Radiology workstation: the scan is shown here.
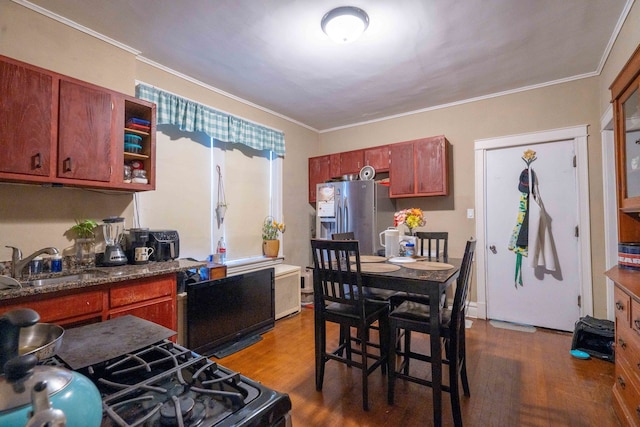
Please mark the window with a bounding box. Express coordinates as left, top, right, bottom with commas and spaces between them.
136, 127, 282, 262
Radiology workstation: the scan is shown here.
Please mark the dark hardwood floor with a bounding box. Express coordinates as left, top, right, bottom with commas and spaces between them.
216, 307, 619, 427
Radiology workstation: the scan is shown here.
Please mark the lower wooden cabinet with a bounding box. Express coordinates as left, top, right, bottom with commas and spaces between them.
608, 266, 640, 426
0, 274, 177, 332
109, 274, 176, 331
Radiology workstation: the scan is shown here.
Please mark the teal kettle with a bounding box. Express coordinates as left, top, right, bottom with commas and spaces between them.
0, 309, 102, 426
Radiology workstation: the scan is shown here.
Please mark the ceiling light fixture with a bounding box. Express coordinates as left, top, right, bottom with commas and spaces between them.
321, 6, 369, 44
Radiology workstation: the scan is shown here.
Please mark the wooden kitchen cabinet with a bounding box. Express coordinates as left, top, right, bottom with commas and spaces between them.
389, 136, 449, 198
0, 274, 176, 331
340, 149, 364, 174
0, 290, 104, 328
0, 58, 55, 177
0, 54, 156, 192
609, 45, 640, 426
57, 79, 114, 182
109, 274, 177, 331
308, 153, 340, 202
364, 145, 389, 172
611, 44, 640, 243
607, 267, 640, 426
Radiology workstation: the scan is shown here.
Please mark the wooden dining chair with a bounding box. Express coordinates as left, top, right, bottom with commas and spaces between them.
311, 238, 390, 411
416, 231, 449, 261
387, 238, 476, 427
392, 231, 450, 310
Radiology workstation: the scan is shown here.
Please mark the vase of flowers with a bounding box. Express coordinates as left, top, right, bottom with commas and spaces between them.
262, 216, 286, 257
394, 208, 426, 235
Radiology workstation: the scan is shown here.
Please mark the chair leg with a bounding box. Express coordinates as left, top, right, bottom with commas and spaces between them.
460, 325, 470, 397
447, 329, 465, 427
315, 318, 326, 391
379, 314, 389, 375
403, 330, 412, 375
387, 319, 398, 405
360, 326, 369, 411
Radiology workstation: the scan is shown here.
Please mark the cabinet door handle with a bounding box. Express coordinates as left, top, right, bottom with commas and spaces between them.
616, 301, 624, 311
63, 157, 72, 172
32, 153, 42, 169
618, 376, 626, 389
618, 338, 627, 350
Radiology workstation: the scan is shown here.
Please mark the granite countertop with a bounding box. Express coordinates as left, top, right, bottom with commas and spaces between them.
0, 259, 206, 301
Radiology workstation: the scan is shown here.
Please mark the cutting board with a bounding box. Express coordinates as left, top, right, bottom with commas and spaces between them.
57, 315, 176, 369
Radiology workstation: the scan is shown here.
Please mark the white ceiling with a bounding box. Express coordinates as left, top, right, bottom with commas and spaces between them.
21, 0, 631, 131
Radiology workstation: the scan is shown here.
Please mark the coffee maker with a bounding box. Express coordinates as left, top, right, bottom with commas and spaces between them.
101, 217, 127, 266
127, 228, 150, 265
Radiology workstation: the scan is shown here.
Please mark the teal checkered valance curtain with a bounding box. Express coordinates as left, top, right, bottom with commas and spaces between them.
136, 83, 286, 156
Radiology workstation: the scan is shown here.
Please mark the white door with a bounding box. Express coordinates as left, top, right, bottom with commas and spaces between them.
485, 139, 581, 331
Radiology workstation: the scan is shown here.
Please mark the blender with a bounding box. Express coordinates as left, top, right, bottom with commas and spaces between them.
102, 217, 127, 266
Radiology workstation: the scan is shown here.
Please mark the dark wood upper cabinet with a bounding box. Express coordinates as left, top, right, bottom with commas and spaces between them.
364, 145, 389, 172
0, 59, 54, 177
389, 136, 449, 198
308, 137, 448, 202
58, 80, 113, 182
611, 43, 640, 243
0, 55, 156, 191
340, 150, 364, 175
308, 153, 340, 202
389, 142, 415, 196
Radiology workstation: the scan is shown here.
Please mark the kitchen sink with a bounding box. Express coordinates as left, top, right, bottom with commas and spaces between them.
24, 270, 109, 287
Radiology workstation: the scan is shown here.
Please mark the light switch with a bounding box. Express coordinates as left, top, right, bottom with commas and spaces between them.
467, 209, 474, 219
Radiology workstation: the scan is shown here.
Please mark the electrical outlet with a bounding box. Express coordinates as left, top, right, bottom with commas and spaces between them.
467, 209, 474, 219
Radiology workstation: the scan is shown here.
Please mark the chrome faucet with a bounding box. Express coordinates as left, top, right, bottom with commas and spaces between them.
5, 246, 59, 279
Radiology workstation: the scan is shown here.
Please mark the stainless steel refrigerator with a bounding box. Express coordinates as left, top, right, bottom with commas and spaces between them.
315, 180, 396, 255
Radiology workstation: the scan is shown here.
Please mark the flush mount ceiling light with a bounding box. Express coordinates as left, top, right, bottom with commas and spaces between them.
321, 6, 369, 44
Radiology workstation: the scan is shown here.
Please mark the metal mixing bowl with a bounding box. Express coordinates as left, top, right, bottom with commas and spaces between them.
19, 323, 64, 361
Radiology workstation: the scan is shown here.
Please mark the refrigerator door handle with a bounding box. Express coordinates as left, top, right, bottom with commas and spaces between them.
336, 197, 342, 233
343, 197, 349, 233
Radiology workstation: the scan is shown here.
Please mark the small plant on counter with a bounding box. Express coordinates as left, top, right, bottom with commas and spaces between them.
262, 216, 286, 240
70, 219, 99, 239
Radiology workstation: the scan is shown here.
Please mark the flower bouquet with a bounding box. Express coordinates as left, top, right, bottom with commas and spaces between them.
394, 208, 426, 235
262, 217, 286, 240
262, 216, 285, 257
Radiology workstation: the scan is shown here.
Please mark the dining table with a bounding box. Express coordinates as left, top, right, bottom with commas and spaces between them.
358, 255, 462, 427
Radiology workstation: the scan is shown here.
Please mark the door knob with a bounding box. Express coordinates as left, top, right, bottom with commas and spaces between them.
489, 245, 497, 254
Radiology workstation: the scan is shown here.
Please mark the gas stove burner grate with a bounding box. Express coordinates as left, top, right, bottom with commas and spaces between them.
47, 340, 291, 426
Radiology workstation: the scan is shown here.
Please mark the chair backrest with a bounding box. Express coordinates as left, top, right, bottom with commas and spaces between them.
450, 238, 476, 328
310, 239, 364, 310
416, 231, 449, 260
332, 232, 355, 240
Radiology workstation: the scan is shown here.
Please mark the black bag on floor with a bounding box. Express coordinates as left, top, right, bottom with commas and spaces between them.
571, 315, 614, 362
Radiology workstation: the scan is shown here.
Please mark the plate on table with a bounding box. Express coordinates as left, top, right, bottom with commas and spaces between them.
360, 263, 401, 273
350, 255, 387, 263
402, 261, 455, 270
388, 256, 417, 263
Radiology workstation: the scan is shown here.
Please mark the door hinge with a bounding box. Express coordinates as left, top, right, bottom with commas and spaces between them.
578, 295, 581, 308
572, 155, 576, 167
575, 225, 579, 237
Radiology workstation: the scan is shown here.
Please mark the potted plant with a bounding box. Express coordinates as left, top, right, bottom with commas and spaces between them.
262, 216, 285, 257
69, 219, 98, 267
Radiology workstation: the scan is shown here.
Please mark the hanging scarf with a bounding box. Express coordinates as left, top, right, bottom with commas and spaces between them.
508, 168, 532, 287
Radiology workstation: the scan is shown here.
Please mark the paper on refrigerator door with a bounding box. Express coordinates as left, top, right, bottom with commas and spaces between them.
317, 185, 336, 217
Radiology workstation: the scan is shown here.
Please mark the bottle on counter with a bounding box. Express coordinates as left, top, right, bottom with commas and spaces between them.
29, 256, 43, 275
216, 237, 226, 264
50, 254, 63, 273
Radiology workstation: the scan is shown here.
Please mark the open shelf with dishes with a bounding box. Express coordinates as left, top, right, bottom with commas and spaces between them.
122, 98, 156, 189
